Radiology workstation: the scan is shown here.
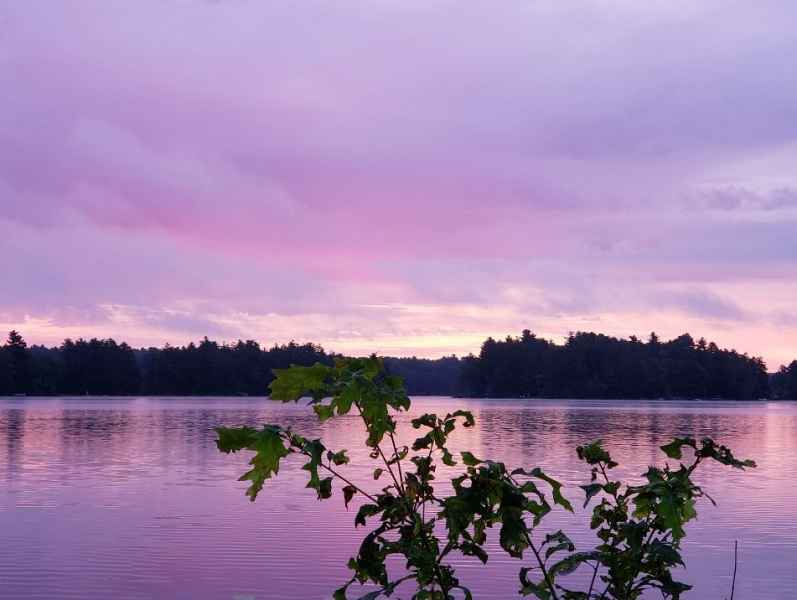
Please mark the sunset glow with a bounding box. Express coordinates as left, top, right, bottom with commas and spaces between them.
2, 2, 796, 367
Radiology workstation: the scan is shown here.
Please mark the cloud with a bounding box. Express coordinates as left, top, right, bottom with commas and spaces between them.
655, 289, 748, 322
0, 1, 796, 366
693, 185, 797, 213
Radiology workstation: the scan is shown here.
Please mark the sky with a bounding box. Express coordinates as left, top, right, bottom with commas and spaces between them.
1, 1, 796, 368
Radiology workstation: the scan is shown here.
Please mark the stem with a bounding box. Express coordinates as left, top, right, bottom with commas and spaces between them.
380, 574, 416, 595
729, 540, 738, 600
598, 462, 619, 501
354, 403, 403, 493
350, 397, 446, 594
319, 462, 379, 503
623, 520, 656, 599
587, 561, 600, 598
686, 455, 703, 477
522, 530, 560, 600
420, 526, 451, 597
437, 540, 455, 565
286, 434, 379, 503
388, 430, 406, 492
375, 442, 404, 492
508, 471, 562, 599
418, 445, 436, 518
596, 459, 633, 599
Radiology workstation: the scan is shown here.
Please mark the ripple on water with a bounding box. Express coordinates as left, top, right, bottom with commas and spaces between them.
1, 397, 796, 599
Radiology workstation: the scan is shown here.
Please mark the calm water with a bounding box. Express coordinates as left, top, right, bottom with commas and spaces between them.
1, 397, 795, 600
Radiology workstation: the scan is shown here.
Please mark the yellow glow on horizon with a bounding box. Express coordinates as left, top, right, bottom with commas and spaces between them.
2, 300, 795, 368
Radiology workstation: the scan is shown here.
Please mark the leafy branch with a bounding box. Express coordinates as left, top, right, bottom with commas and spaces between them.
216, 356, 755, 600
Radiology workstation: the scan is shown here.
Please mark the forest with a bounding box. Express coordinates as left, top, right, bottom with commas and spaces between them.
461, 330, 779, 400
0, 329, 794, 399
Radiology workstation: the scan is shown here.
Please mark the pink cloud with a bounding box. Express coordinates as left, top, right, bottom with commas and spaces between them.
1, 1, 796, 367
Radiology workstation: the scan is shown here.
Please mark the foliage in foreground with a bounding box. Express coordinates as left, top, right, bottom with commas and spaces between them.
216, 357, 755, 600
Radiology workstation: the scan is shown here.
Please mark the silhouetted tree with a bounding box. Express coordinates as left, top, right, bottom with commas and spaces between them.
0, 329, 783, 400
383, 355, 463, 395
137, 339, 331, 396
459, 330, 771, 400
772, 361, 797, 399
58, 338, 140, 395
2, 331, 32, 394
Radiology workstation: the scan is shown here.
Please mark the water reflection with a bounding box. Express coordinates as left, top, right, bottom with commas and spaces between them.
0, 397, 795, 599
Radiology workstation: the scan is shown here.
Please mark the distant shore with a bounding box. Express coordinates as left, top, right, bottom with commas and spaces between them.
2, 329, 795, 400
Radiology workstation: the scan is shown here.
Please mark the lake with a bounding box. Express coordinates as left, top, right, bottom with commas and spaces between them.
1, 397, 795, 599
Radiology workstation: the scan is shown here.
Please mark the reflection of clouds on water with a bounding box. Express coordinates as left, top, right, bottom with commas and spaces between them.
0, 397, 795, 599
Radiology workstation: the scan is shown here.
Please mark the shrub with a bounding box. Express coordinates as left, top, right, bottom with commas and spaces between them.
216, 357, 755, 600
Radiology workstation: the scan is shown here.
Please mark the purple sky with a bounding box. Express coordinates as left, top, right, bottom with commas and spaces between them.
1, 1, 796, 367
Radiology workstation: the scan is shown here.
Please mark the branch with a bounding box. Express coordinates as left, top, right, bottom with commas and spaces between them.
320, 462, 379, 504
587, 560, 600, 598
388, 430, 406, 494
419, 526, 452, 596
729, 540, 738, 600
623, 519, 657, 599
354, 403, 403, 494
286, 434, 379, 503
375, 442, 403, 492
522, 530, 561, 600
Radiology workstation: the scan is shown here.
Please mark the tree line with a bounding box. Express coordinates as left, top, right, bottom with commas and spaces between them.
0, 329, 794, 399
0, 332, 331, 396
771, 360, 797, 400
461, 330, 777, 400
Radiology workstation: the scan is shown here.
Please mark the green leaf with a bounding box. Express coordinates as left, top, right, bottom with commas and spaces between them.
499, 509, 529, 558
269, 363, 331, 401
215, 426, 257, 453
657, 491, 685, 539
301, 438, 328, 498
313, 404, 334, 421
359, 355, 382, 380
660, 575, 692, 597
461, 451, 482, 466
632, 491, 656, 518
549, 551, 600, 577
661, 437, 696, 460
328, 449, 350, 466
460, 541, 488, 564
519, 567, 552, 599
526, 499, 551, 524
580, 483, 603, 508
386, 446, 408, 465
648, 540, 684, 566
230, 426, 290, 501
318, 477, 333, 499
531, 468, 573, 513
359, 390, 396, 446
336, 385, 358, 416
695, 438, 757, 469
450, 410, 475, 428
576, 439, 612, 465
342, 485, 357, 509
412, 413, 438, 429
543, 531, 575, 559
354, 503, 380, 527
333, 585, 349, 600
412, 433, 433, 451
373, 468, 384, 480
